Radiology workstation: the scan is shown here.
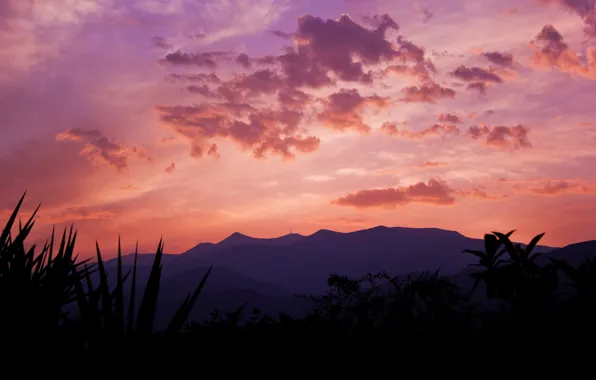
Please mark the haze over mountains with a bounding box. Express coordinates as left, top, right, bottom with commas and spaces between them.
97, 225, 596, 326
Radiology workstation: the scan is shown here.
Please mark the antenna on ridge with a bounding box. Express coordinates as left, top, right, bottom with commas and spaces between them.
290, 228, 292, 234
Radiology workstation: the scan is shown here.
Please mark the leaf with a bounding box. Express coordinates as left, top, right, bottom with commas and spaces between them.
526, 232, 545, 256
127, 241, 139, 335
135, 238, 164, 335
164, 266, 213, 337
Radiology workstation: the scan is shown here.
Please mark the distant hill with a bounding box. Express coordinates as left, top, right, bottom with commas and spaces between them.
105, 226, 555, 293
174, 226, 553, 293
94, 229, 594, 327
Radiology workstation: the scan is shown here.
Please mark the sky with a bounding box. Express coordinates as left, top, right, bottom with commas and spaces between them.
1, 0, 596, 258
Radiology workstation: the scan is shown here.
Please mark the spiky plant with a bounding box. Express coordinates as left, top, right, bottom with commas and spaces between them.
0, 192, 212, 352
0, 192, 89, 351
72, 233, 212, 352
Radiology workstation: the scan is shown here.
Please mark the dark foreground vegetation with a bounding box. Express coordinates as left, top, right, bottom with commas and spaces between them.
2, 193, 596, 353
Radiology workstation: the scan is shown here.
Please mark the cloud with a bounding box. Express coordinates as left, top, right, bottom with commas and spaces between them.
399, 82, 456, 103
151, 36, 172, 50
236, 53, 252, 69
416, 161, 448, 168
318, 89, 390, 133
529, 24, 596, 79
414, 4, 434, 23
0, 0, 110, 82
381, 122, 460, 139
159, 50, 229, 68
454, 187, 506, 200
56, 128, 153, 171
165, 162, 176, 173
225, 69, 285, 98
482, 51, 515, 68
155, 104, 320, 159
383, 64, 432, 81
530, 180, 596, 195
277, 88, 311, 108
538, 0, 596, 38
46, 206, 116, 224
517, 179, 596, 195
500, 178, 596, 196
451, 65, 504, 94
438, 113, 463, 124
279, 13, 400, 85
466, 124, 532, 149
331, 179, 456, 208
268, 30, 294, 39
166, 73, 222, 84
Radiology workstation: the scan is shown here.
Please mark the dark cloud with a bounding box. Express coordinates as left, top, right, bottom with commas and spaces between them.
331, 179, 456, 208
186, 84, 213, 96
317, 89, 390, 133
228, 69, 285, 97
236, 53, 252, 69
160, 51, 229, 68
155, 104, 320, 160
451, 65, 504, 94
467, 124, 532, 149
482, 51, 515, 68
285, 13, 400, 84
277, 88, 311, 108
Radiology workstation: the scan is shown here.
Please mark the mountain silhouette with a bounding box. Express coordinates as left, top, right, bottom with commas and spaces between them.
108, 225, 555, 293
95, 226, 596, 327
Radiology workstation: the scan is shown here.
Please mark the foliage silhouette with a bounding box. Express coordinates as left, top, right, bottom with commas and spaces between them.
0, 192, 211, 352
2, 193, 596, 351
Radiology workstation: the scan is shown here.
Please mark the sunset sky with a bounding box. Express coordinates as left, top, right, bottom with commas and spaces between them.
1, 0, 596, 258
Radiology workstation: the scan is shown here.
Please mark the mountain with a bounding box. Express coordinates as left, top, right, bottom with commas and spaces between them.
108, 225, 554, 293
97, 225, 577, 326
547, 240, 596, 265
175, 226, 554, 293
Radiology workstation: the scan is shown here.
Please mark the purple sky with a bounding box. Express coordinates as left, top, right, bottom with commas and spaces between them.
1, 0, 596, 257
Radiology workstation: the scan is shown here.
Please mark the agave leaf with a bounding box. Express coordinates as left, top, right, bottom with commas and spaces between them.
126, 242, 139, 335
526, 232, 545, 256
463, 249, 485, 259
493, 231, 519, 259
164, 265, 213, 337
0, 191, 26, 246
136, 238, 164, 335
114, 235, 125, 334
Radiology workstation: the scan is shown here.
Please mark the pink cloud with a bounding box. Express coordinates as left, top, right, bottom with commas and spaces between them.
381, 123, 460, 139
400, 82, 456, 103
331, 179, 456, 208
165, 162, 176, 173
318, 89, 390, 133
538, 0, 596, 37
56, 128, 153, 171
530, 24, 596, 79
466, 124, 532, 149
156, 104, 319, 159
